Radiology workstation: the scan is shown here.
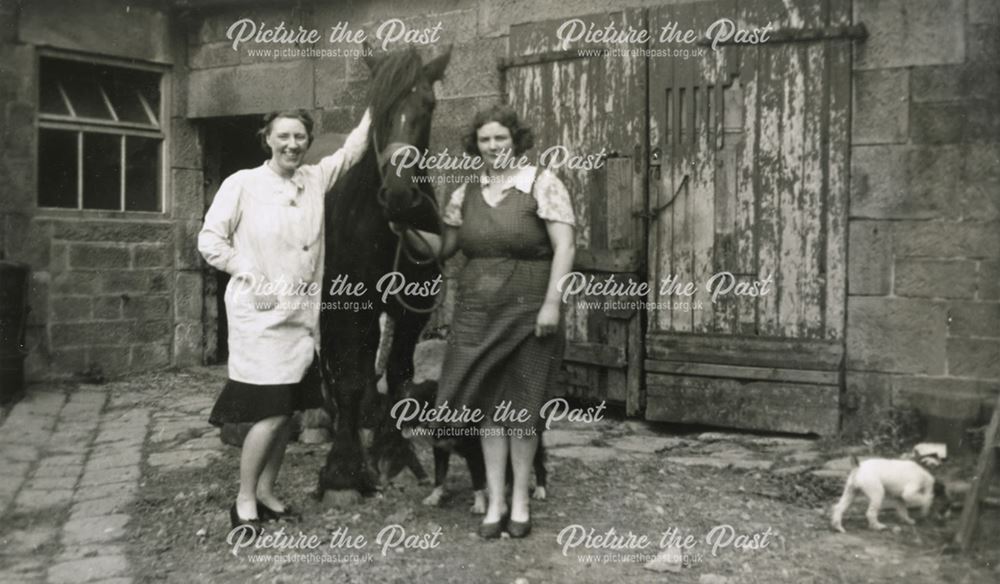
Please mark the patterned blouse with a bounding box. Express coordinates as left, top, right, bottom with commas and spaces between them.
443, 165, 576, 227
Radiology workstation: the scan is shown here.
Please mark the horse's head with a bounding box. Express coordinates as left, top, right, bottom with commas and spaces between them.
364, 45, 451, 223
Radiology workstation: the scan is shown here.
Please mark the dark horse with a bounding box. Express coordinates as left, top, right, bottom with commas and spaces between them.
318, 46, 450, 496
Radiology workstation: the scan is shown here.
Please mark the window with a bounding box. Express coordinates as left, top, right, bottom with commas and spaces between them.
37, 56, 164, 212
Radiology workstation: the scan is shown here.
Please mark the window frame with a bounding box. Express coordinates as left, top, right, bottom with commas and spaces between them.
35, 49, 172, 217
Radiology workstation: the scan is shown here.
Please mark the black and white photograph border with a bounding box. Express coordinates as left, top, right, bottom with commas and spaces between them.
1, 0, 998, 583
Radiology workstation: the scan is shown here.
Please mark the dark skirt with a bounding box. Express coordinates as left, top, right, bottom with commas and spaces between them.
208, 356, 325, 427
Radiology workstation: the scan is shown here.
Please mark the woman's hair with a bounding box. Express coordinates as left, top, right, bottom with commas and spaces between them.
258, 109, 315, 154
461, 104, 534, 157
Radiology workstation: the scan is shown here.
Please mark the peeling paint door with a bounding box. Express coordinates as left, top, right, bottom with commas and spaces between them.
644, 0, 851, 434
505, 9, 648, 414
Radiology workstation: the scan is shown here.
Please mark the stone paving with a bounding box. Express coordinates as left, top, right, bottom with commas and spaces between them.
0, 373, 222, 584
2, 359, 975, 583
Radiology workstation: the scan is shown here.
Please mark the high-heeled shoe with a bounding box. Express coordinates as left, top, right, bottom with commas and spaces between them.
257, 502, 301, 522
478, 512, 509, 540
229, 503, 263, 535
507, 518, 531, 538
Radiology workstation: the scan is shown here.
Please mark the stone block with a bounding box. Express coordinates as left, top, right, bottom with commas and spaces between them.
3, 215, 51, 268
314, 76, 369, 110
188, 60, 315, 117
172, 168, 204, 219
174, 271, 203, 321
1, 157, 37, 211
958, 144, 1000, 221
3, 102, 36, 159
51, 220, 172, 243
173, 321, 203, 366
948, 302, 1000, 338
851, 68, 908, 144
74, 480, 138, 503
101, 270, 171, 294
437, 37, 504, 100
132, 244, 172, 268
176, 220, 205, 270
854, 0, 965, 70
69, 496, 131, 519
847, 297, 947, 375
78, 466, 141, 487
51, 322, 135, 348
189, 41, 241, 69
86, 346, 133, 377
850, 145, 961, 220
842, 372, 893, 438
911, 64, 1000, 103
895, 259, 977, 299
51, 348, 88, 373
171, 117, 203, 170
68, 244, 131, 270
969, 0, 1000, 24
948, 338, 1000, 379
134, 319, 171, 343
51, 272, 104, 297
892, 221, 1000, 259
911, 101, 1000, 144
122, 295, 171, 321
93, 296, 124, 320
968, 24, 1000, 63
50, 296, 92, 322
131, 343, 171, 370
847, 220, 891, 295
27, 272, 50, 327
980, 260, 1000, 300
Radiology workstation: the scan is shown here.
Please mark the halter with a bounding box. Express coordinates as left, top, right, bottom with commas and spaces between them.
371, 125, 446, 315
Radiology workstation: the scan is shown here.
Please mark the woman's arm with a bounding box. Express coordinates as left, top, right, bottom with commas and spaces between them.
318, 108, 372, 191
535, 221, 575, 337
396, 225, 460, 260
198, 174, 257, 278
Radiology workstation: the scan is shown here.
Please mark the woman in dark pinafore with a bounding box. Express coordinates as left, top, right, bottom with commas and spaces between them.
402, 105, 576, 539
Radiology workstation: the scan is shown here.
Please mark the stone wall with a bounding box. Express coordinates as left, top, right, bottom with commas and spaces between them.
846, 0, 1000, 439
0, 0, 204, 380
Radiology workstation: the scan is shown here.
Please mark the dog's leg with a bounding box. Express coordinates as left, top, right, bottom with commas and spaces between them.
891, 499, 916, 525
864, 484, 888, 531
422, 447, 451, 507
830, 478, 855, 533
532, 438, 547, 501
901, 483, 932, 519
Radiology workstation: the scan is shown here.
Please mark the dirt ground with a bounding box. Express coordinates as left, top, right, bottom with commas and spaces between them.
69, 366, 1000, 584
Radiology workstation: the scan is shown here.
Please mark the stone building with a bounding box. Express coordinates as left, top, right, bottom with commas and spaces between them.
0, 0, 996, 443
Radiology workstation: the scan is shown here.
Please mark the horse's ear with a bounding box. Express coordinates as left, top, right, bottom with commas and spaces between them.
362, 40, 381, 73
423, 44, 452, 82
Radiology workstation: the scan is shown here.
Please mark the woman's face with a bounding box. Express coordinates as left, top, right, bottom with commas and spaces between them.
476, 121, 513, 169
266, 117, 310, 172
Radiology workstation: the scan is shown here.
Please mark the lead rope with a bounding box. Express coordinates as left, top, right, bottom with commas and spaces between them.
371, 126, 447, 315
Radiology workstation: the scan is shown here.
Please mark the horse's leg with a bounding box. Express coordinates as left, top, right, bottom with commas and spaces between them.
382, 303, 430, 483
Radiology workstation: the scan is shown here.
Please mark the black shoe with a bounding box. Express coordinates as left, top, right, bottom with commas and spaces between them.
508, 518, 531, 538
257, 502, 300, 522
229, 503, 262, 534
478, 513, 509, 540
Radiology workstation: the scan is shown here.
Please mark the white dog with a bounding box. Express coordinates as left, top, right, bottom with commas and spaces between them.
830, 455, 944, 532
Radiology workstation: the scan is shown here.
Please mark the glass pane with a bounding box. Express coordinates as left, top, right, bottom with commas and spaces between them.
62, 72, 114, 120
105, 69, 160, 126
39, 69, 69, 116
82, 133, 121, 210
38, 129, 78, 208
125, 137, 161, 211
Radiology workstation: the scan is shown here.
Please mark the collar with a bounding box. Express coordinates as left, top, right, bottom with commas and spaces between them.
481, 164, 537, 193
262, 161, 305, 190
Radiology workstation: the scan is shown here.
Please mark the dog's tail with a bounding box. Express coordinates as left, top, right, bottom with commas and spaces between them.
849, 454, 859, 468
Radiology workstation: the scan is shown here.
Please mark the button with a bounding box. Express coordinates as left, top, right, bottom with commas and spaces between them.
302, 245, 309, 251
290, 200, 297, 207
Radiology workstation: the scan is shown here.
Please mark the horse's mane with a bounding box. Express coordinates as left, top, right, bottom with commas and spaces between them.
367, 48, 426, 145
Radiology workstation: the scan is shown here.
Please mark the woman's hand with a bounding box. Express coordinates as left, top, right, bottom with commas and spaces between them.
535, 301, 561, 337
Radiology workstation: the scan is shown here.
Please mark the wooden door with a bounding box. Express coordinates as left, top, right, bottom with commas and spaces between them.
644, 0, 852, 434
504, 9, 647, 414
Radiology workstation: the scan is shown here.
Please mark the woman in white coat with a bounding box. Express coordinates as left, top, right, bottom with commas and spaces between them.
199, 107, 370, 531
